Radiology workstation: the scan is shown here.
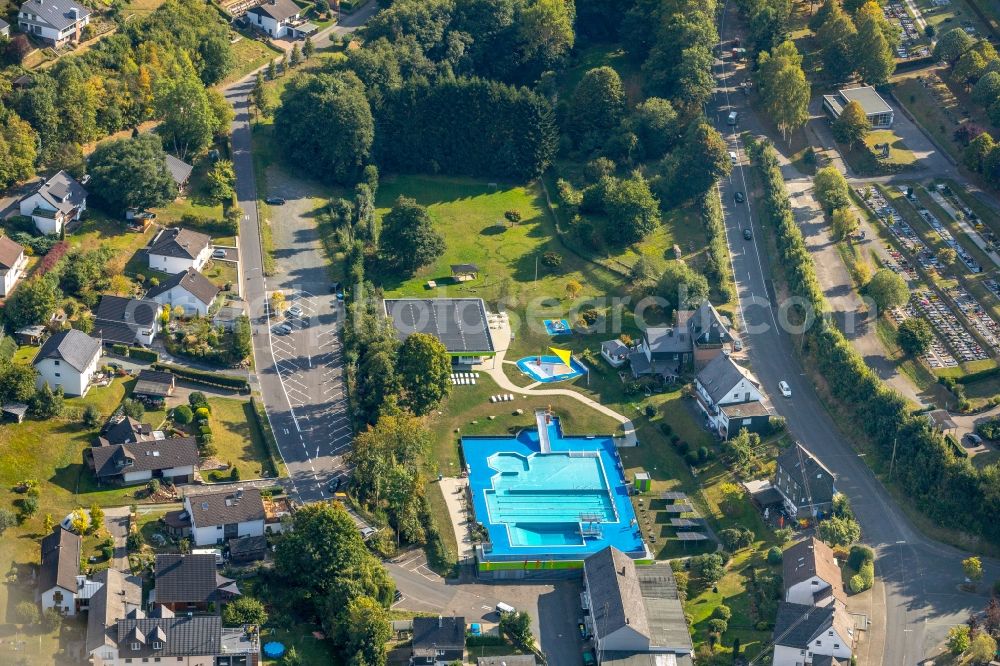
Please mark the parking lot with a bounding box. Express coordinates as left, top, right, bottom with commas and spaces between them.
266, 288, 352, 501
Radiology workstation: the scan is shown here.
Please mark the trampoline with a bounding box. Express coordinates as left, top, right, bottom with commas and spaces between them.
263, 642, 286, 659
543, 319, 572, 335
516, 355, 587, 382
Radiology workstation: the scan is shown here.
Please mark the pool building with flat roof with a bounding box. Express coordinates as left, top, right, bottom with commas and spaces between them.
462, 413, 645, 565
383, 297, 495, 360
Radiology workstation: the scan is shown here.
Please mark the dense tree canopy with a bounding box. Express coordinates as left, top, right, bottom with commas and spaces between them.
629, 97, 680, 160
567, 66, 626, 151
378, 196, 444, 275
275, 72, 375, 184
854, 1, 898, 85
396, 333, 451, 415
755, 41, 810, 138
88, 134, 178, 214
0, 108, 38, 188
816, 0, 858, 82
897, 317, 933, 357
832, 100, 871, 147
865, 268, 909, 311
655, 122, 732, 205
658, 261, 710, 313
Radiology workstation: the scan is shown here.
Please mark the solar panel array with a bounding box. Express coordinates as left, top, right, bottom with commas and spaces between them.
384, 298, 494, 353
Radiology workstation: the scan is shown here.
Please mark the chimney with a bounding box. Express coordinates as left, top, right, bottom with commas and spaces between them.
620, 565, 626, 576
438, 615, 443, 628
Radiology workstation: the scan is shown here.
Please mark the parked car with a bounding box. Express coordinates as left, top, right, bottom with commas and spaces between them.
964, 432, 983, 446
734, 191, 745, 203
275, 323, 292, 335
778, 380, 791, 397
733, 337, 743, 351
211, 248, 227, 259
582, 649, 597, 666
360, 526, 377, 539
287, 305, 303, 318
393, 589, 402, 602
265, 196, 286, 205
743, 228, 753, 240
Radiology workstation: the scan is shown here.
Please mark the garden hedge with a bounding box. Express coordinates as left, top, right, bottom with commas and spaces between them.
127, 347, 158, 362
249, 397, 284, 477
151, 363, 249, 391
748, 138, 1000, 545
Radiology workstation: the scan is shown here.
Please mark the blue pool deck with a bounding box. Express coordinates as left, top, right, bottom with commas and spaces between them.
515, 355, 588, 383
462, 416, 645, 561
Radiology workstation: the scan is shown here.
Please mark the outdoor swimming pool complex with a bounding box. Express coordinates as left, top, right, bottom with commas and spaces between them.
462, 416, 645, 561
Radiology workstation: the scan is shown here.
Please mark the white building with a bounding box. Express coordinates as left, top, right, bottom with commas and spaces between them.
91, 436, 198, 486
146, 267, 220, 316
38, 527, 82, 616
582, 547, 693, 662
693, 354, 764, 435
147, 227, 212, 274
245, 0, 314, 38
92, 295, 162, 347
783, 537, 846, 608
822, 86, 894, 129
33, 328, 102, 397
18, 170, 88, 235
0, 18, 10, 37
17, 0, 91, 47
0, 235, 28, 297
184, 487, 266, 546
772, 602, 854, 666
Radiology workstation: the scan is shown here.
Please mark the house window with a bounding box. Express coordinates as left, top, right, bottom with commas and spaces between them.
811, 580, 819, 585
54, 373, 60, 377
733, 392, 739, 399
132, 643, 140, 651
828, 631, 833, 636
153, 641, 162, 650
816, 640, 822, 646
834, 644, 840, 649
54, 360, 59, 365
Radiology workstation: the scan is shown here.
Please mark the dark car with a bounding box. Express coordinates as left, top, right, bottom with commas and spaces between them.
582, 649, 597, 666
265, 196, 286, 205
734, 191, 745, 203
743, 228, 753, 240
964, 432, 984, 446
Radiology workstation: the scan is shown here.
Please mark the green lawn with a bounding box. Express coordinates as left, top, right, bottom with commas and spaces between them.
71, 211, 160, 277
260, 626, 335, 664
152, 155, 226, 227
864, 130, 917, 167
219, 35, 284, 88
205, 397, 277, 480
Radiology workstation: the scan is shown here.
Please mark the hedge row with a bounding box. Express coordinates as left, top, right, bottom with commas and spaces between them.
748, 138, 1000, 545
249, 396, 285, 478
128, 347, 159, 362
701, 189, 735, 303
955, 364, 1000, 385
151, 363, 249, 391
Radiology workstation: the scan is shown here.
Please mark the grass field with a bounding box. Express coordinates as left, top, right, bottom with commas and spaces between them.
205, 397, 277, 480
865, 130, 918, 167
219, 35, 284, 89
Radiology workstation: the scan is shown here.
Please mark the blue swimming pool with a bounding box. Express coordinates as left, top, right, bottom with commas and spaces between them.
462, 418, 645, 561
515, 355, 588, 383
543, 319, 572, 335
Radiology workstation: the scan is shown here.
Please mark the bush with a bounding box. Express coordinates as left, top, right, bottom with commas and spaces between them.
684, 451, 699, 466
712, 605, 732, 621
127, 530, 145, 551
151, 364, 249, 391
849, 574, 867, 594
541, 251, 563, 268
644, 405, 656, 418
173, 405, 193, 424
676, 441, 689, 455
660, 422, 672, 436
128, 347, 158, 362
767, 546, 783, 565
976, 417, 1000, 440
15, 601, 39, 625
848, 544, 875, 570
82, 404, 101, 429
707, 618, 728, 635
111, 343, 129, 356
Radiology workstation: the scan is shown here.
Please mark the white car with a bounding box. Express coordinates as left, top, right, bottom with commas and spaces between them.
275, 323, 292, 335
287, 305, 303, 318
778, 380, 791, 398
211, 248, 227, 259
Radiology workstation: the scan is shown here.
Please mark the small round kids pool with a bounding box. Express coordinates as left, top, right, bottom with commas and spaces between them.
516, 355, 587, 382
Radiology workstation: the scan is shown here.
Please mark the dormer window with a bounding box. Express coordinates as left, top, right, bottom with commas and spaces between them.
131, 643, 140, 651
152, 642, 162, 650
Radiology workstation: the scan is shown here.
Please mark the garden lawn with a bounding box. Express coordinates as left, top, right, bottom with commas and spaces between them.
152, 156, 226, 227
219, 36, 283, 89
260, 625, 335, 664
864, 130, 917, 167
70, 211, 159, 277
205, 397, 277, 479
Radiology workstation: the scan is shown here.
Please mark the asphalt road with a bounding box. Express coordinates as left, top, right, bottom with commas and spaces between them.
227, 9, 375, 503
714, 2, 998, 663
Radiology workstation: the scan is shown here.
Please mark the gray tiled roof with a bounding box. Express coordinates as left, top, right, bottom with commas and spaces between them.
644, 327, 690, 356
99, 417, 153, 446
149, 227, 210, 260
186, 486, 265, 529
39, 527, 80, 592
412, 616, 465, 651
86, 568, 142, 654
599, 653, 694, 666
146, 267, 220, 306
155, 554, 235, 604
19, 0, 91, 29
776, 443, 837, 506
91, 437, 198, 478
584, 546, 650, 641
0, 235, 24, 270
686, 302, 732, 345
95, 295, 160, 328
248, 0, 301, 20
696, 354, 759, 404
115, 615, 222, 658
164, 154, 193, 187
30, 170, 87, 215
34, 328, 101, 373
773, 602, 853, 651
133, 369, 175, 397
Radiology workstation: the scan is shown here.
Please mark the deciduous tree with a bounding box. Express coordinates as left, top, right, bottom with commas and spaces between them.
88, 134, 178, 214
378, 197, 444, 275
396, 333, 451, 415
865, 268, 908, 311
832, 100, 871, 147
854, 1, 897, 84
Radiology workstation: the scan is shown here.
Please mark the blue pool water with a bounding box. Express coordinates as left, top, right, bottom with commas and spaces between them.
462, 418, 645, 561
543, 319, 572, 335
516, 355, 587, 383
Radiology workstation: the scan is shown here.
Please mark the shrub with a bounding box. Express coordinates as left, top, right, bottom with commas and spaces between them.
128, 347, 158, 362
976, 417, 1000, 440
849, 574, 867, 594
541, 251, 562, 268
15, 601, 39, 625
127, 530, 145, 551
712, 605, 732, 621
707, 618, 728, 635
660, 422, 672, 436
111, 343, 129, 356
173, 405, 193, 424
684, 451, 698, 466
697, 446, 710, 463
82, 404, 101, 429
767, 546, 783, 565
848, 544, 875, 570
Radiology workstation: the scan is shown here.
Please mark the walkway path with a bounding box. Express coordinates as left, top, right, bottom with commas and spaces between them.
438, 477, 474, 564
103, 506, 130, 574
475, 323, 638, 446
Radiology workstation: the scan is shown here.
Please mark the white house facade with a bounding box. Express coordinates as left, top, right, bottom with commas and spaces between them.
17, 0, 91, 47
693, 354, 764, 433
246, 0, 307, 38
146, 268, 220, 316
184, 487, 266, 547
0, 235, 28, 296
147, 227, 212, 274
33, 329, 102, 397
38, 527, 82, 616
19, 170, 88, 235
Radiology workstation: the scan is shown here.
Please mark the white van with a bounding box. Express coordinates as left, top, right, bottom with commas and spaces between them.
727, 111, 738, 126
192, 548, 224, 565
496, 602, 516, 615
729, 151, 738, 165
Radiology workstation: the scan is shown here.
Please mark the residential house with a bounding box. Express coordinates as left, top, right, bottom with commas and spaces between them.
184, 487, 266, 546
33, 328, 102, 396
628, 327, 690, 379
18, 170, 87, 235
152, 554, 240, 612
146, 266, 221, 316
693, 354, 766, 438
93, 295, 163, 347
97, 416, 157, 446
600, 339, 630, 368
772, 602, 854, 666
410, 616, 466, 665
86, 569, 143, 665
17, 0, 90, 46
774, 443, 838, 519
582, 546, 694, 663
0, 18, 10, 37
822, 86, 893, 128
685, 301, 735, 367
97, 609, 258, 666
245, 0, 316, 38
37, 527, 82, 616
0, 235, 28, 297
147, 227, 212, 274
165, 154, 193, 192
131, 368, 175, 404
783, 538, 846, 608
90, 436, 198, 485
